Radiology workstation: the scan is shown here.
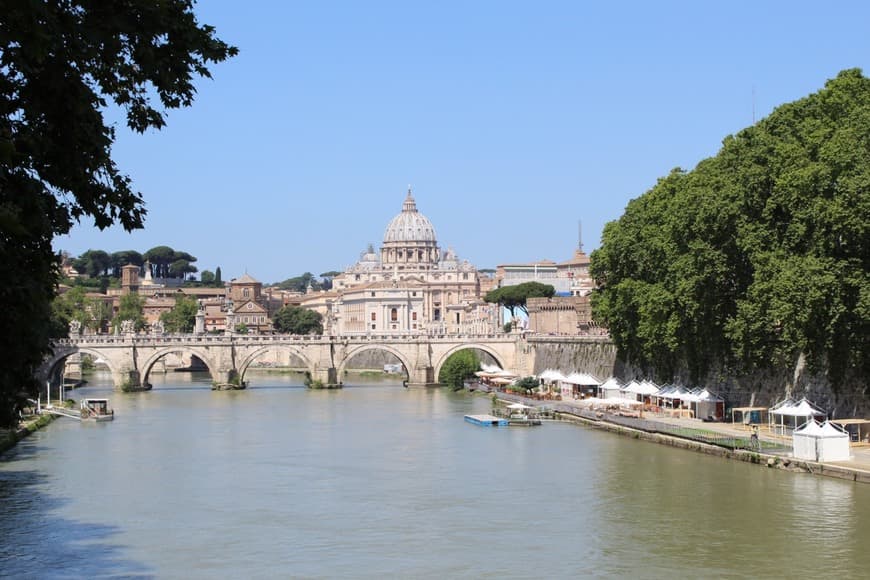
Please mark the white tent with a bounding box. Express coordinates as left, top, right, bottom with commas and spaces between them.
793, 419, 851, 462
770, 398, 826, 435
598, 378, 623, 400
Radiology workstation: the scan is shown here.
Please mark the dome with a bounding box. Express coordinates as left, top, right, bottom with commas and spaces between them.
383, 189, 437, 244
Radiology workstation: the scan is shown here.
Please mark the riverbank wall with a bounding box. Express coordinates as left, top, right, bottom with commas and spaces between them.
555, 410, 870, 484
527, 337, 868, 418
0, 414, 56, 456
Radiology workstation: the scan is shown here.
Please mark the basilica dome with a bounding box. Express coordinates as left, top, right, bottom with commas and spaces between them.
383, 189, 438, 244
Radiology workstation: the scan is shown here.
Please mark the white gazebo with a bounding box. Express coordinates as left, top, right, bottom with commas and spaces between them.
598, 377, 623, 400
770, 398, 826, 435
793, 420, 851, 462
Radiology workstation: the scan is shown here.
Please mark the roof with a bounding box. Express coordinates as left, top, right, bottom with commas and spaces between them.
232, 273, 260, 285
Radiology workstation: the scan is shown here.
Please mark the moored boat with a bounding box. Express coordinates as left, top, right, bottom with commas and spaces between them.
81, 398, 114, 421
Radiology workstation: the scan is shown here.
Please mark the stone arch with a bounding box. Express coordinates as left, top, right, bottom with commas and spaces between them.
39, 346, 120, 385
140, 346, 219, 385
433, 343, 506, 381
236, 345, 316, 383
337, 344, 414, 379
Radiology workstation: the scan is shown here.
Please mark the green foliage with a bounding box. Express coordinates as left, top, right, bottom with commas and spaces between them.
515, 376, 540, 389
215, 267, 222, 285
274, 272, 323, 292
590, 69, 869, 385
160, 295, 199, 333
72, 250, 111, 277
144, 246, 198, 279
272, 306, 323, 335
115, 293, 146, 331
438, 350, 480, 389
201, 270, 215, 285
235, 323, 249, 334
485, 282, 556, 317
0, 0, 235, 426
52, 287, 111, 334
503, 322, 513, 333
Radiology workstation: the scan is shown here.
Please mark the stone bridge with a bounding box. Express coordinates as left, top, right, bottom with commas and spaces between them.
41, 333, 534, 389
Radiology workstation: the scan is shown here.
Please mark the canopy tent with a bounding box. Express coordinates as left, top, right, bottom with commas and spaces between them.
693, 389, 725, 421
829, 419, 870, 445
572, 396, 643, 410
562, 372, 601, 398
770, 398, 826, 435
622, 380, 659, 402
507, 402, 535, 410
793, 420, 851, 462
732, 406, 769, 426
598, 378, 623, 400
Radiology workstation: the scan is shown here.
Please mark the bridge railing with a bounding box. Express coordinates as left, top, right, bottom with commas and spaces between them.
54, 332, 519, 347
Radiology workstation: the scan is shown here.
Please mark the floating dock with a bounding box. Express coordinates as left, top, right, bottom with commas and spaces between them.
465, 414, 509, 427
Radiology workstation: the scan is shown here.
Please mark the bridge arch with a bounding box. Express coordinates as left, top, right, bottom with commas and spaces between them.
337, 344, 414, 380
236, 345, 317, 383
433, 343, 507, 382
40, 346, 120, 385
140, 346, 220, 386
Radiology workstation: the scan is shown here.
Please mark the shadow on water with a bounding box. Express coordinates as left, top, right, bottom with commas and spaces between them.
0, 449, 154, 578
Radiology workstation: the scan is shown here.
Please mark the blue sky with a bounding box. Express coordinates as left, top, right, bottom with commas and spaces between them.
54, 1, 870, 283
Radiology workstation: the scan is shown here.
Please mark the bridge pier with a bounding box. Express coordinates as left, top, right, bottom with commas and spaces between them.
310, 367, 340, 388
406, 365, 437, 388
113, 369, 148, 391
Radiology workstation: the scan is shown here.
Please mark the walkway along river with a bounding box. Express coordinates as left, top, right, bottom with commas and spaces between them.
1, 370, 869, 578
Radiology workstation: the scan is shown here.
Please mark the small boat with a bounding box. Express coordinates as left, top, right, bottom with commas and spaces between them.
465, 414, 509, 427
81, 398, 114, 421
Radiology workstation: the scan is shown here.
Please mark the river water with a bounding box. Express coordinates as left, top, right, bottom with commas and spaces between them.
1, 370, 868, 579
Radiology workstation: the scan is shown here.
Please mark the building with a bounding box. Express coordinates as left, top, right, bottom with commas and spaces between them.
302, 189, 496, 335
495, 247, 593, 296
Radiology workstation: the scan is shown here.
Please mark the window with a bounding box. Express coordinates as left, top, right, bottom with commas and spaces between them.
455, 312, 460, 324
463, 273, 468, 280
412, 312, 417, 321
434, 308, 441, 321
247, 302, 254, 310
243, 288, 250, 298
412, 291, 416, 296
371, 324, 376, 330
371, 292, 375, 297
371, 312, 376, 321
390, 308, 398, 322
355, 274, 361, 281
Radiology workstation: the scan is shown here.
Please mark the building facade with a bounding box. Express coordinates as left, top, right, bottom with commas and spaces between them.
302, 189, 496, 335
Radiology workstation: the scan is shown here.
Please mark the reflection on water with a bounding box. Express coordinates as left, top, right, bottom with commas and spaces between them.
1, 370, 868, 578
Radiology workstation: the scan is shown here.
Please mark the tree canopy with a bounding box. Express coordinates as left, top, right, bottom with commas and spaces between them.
484, 282, 556, 317
272, 306, 323, 335
438, 350, 480, 390
0, 1, 235, 427
590, 69, 869, 387
160, 295, 198, 333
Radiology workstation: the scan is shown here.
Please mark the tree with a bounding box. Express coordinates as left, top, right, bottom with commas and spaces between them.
160, 295, 198, 333
110, 250, 144, 277
201, 270, 215, 285
484, 282, 556, 318
72, 249, 112, 278
214, 267, 222, 286
272, 306, 323, 335
590, 69, 869, 385
319, 271, 342, 291
115, 293, 146, 331
275, 272, 320, 293
0, 2, 234, 427
438, 350, 480, 390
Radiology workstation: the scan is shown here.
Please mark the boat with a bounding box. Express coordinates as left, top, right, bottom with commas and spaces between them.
80, 398, 114, 421
464, 414, 509, 427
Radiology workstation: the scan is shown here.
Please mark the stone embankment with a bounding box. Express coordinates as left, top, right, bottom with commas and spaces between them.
527, 337, 869, 418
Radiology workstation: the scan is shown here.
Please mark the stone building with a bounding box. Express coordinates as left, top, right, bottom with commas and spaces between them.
302, 189, 496, 335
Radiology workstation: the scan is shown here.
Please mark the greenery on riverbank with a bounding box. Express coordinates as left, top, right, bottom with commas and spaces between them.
0, 414, 55, 456
591, 69, 869, 388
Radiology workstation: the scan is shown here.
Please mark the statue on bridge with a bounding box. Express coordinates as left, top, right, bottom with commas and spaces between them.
120, 319, 135, 335
151, 320, 165, 336
68, 319, 81, 338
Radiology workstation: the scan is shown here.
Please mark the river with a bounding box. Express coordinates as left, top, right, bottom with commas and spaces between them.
1, 370, 868, 578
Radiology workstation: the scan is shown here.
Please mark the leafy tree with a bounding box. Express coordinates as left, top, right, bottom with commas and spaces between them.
234, 323, 249, 335
0, 1, 235, 427
275, 272, 320, 292
485, 282, 556, 317
115, 293, 146, 331
110, 250, 144, 277
169, 258, 197, 279
160, 295, 199, 333
51, 287, 110, 333
590, 69, 869, 387
72, 249, 112, 277
319, 270, 342, 291
272, 306, 323, 335
438, 350, 480, 390
214, 267, 222, 286
201, 270, 215, 285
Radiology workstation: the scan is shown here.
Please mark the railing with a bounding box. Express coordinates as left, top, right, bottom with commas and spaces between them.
55, 332, 518, 346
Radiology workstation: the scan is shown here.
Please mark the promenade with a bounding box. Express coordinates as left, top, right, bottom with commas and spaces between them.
492, 390, 870, 483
